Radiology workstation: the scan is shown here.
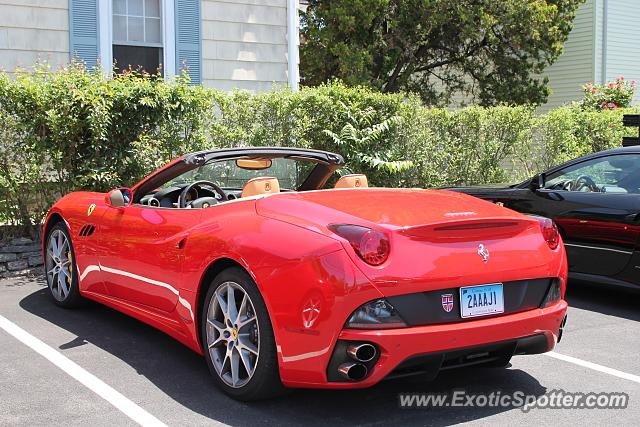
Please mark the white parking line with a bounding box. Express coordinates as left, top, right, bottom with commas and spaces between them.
0, 315, 168, 427
546, 351, 640, 384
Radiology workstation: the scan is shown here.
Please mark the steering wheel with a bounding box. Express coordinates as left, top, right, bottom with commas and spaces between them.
178, 180, 227, 208
572, 175, 599, 192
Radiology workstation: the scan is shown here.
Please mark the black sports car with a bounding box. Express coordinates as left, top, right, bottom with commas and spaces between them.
450, 146, 640, 289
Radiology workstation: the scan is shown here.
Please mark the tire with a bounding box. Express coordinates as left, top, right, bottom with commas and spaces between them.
44, 223, 83, 308
201, 267, 285, 401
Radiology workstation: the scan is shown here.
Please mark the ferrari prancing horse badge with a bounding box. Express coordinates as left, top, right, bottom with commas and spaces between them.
87, 204, 96, 217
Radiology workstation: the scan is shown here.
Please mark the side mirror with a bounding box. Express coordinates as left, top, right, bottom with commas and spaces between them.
106, 188, 133, 208
529, 174, 545, 191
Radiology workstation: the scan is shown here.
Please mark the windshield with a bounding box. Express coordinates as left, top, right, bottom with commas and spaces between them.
165, 157, 318, 190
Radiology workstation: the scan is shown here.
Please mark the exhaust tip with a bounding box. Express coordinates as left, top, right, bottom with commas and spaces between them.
338, 362, 368, 381
347, 343, 377, 363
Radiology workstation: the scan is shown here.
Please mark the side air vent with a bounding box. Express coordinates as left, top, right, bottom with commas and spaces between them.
79, 224, 96, 237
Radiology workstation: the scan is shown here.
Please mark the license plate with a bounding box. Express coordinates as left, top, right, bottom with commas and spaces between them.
460, 283, 504, 318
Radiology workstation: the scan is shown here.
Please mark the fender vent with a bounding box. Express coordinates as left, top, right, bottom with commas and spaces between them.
79, 224, 96, 237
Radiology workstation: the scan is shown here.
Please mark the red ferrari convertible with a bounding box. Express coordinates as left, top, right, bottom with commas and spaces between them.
43, 147, 568, 400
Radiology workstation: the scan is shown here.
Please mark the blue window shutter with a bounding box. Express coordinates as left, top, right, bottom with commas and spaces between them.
175, 0, 202, 84
69, 0, 99, 68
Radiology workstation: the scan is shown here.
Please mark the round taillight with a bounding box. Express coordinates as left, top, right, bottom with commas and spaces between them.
535, 216, 559, 250
328, 224, 390, 266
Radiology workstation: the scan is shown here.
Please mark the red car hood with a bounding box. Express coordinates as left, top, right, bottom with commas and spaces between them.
257, 188, 566, 297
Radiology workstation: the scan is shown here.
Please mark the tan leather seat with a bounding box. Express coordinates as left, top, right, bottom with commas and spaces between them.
334, 174, 368, 189
241, 177, 280, 198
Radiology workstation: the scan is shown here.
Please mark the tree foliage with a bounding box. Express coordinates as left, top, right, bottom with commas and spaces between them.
1, 68, 634, 236
301, 0, 585, 106
323, 102, 411, 175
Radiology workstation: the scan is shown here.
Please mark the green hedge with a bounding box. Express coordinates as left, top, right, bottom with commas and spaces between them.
0, 65, 637, 233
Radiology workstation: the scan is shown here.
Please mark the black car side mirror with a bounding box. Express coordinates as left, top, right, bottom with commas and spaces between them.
529, 174, 545, 191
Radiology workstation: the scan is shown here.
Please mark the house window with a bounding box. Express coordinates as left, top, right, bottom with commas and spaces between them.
112, 0, 164, 75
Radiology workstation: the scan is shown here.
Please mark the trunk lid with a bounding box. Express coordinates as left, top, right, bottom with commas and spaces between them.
256, 188, 563, 296
256, 188, 520, 229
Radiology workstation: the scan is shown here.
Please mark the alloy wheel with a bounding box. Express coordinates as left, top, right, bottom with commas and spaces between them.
206, 281, 260, 388
45, 229, 73, 301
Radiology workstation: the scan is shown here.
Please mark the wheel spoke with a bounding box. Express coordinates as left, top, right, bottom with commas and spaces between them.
61, 266, 72, 279
60, 239, 69, 257
208, 335, 225, 349
207, 318, 225, 333
50, 235, 59, 257
56, 232, 64, 257
238, 347, 254, 376
49, 271, 58, 296
235, 293, 247, 324
238, 337, 258, 355
215, 292, 227, 317
221, 350, 230, 374
230, 347, 240, 386
226, 286, 238, 322
57, 273, 69, 298
237, 315, 256, 330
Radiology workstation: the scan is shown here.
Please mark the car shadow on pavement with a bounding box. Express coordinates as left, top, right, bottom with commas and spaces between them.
565, 280, 640, 322
20, 288, 546, 426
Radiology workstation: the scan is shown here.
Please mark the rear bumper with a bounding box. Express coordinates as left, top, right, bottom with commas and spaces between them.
285, 300, 567, 389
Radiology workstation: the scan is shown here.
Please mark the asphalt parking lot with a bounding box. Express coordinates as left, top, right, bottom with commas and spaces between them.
1, 275, 638, 426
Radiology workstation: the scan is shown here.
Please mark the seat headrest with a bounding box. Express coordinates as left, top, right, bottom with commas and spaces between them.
334, 174, 368, 189
241, 177, 280, 198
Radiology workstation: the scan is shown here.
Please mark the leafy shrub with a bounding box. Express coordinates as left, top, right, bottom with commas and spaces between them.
323, 102, 410, 175
0, 66, 637, 236
581, 77, 636, 111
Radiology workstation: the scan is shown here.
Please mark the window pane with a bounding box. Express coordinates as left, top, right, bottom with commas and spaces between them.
113, 0, 126, 15
128, 0, 143, 16
112, 15, 127, 42
128, 16, 144, 42
113, 45, 163, 76
145, 18, 162, 43
544, 154, 640, 193
145, 0, 160, 18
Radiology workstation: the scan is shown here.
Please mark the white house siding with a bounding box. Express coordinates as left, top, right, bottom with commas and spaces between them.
601, 0, 640, 104
0, 0, 69, 75
541, 0, 596, 111
201, 0, 291, 91
594, 0, 604, 84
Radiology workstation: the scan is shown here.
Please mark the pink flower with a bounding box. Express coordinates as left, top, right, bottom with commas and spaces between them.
619, 76, 625, 81
609, 83, 615, 89
632, 80, 637, 86
617, 83, 623, 89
